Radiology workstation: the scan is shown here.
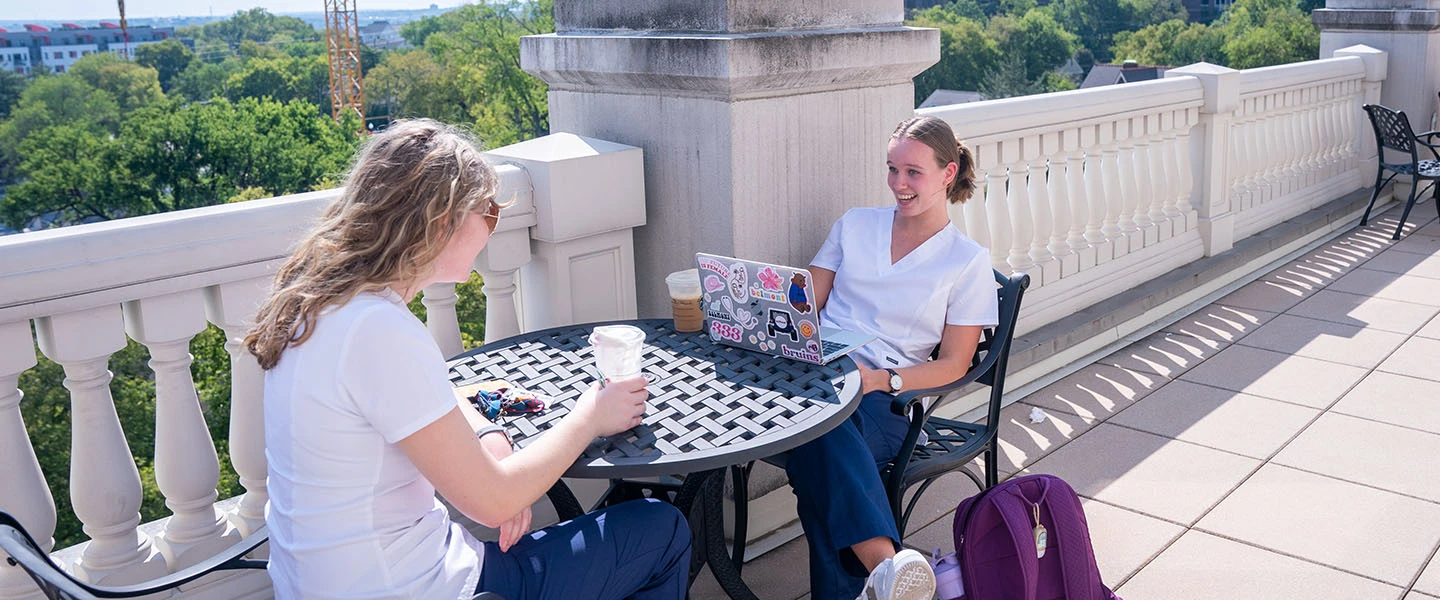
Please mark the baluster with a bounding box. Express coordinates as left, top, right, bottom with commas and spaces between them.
1304, 92, 1321, 185
1175, 113, 1197, 231
1323, 91, 1341, 171
1023, 136, 1054, 282
421, 283, 463, 357
1147, 115, 1171, 241
0, 321, 53, 600
1099, 122, 1126, 259
1115, 119, 1142, 253
125, 291, 236, 569
1064, 129, 1093, 270
1233, 113, 1254, 208
963, 165, 993, 257
1045, 131, 1074, 273
1003, 140, 1036, 274
204, 279, 270, 537
1260, 98, 1281, 203
1161, 128, 1182, 226
980, 142, 1014, 273
35, 307, 166, 584
1132, 121, 1158, 246
476, 227, 530, 342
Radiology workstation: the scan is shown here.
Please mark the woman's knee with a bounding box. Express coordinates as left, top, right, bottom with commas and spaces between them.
613, 499, 690, 547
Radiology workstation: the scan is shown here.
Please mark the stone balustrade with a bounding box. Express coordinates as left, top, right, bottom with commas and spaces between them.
0, 133, 644, 599
921, 48, 1385, 337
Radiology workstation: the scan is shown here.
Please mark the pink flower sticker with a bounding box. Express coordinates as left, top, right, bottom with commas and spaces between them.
758, 267, 783, 291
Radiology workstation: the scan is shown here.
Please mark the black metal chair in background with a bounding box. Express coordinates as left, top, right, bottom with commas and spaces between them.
0, 511, 268, 600
1361, 103, 1440, 240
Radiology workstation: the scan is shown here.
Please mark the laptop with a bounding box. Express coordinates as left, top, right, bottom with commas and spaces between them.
695, 253, 874, 365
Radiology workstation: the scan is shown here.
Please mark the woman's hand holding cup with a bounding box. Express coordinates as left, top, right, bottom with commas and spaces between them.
574, 376, 649, 438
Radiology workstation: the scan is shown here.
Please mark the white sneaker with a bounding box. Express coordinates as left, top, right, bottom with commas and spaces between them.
857, 549, 937, 600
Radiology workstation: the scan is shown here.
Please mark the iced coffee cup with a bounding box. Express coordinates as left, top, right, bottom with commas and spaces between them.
665, 268, 703, 333
589, 324, 645, 381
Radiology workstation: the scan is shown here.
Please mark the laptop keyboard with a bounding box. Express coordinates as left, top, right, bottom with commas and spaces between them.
821, 340, 849, 356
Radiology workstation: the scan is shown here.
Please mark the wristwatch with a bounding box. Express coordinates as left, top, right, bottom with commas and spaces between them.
884, 368, 903, 393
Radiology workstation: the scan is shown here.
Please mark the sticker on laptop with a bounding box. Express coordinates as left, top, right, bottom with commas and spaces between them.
788, 272, 812, 314
798, 320, 815, 339
758, 267, 784, 291
766, 309, 800, 342
728, 263, 748, 302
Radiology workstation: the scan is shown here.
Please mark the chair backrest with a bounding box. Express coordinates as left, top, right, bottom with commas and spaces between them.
1364, 104, 1420, 162
920, 269, 1030, 427
0, 510, 268, 600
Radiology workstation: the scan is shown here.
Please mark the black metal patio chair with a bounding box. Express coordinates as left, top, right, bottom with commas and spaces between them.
1361, 104, 1440, 240
0, 511, 268, 600
754, 269, 1030, 535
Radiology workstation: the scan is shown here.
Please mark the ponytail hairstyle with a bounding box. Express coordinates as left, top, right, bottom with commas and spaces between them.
244, 119, 500, 370
891, 116, 977, 204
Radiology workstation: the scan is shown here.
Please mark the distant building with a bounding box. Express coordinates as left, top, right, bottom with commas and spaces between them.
919, 89, 985, 108
0, 23, 179, 74
1180, 0, 1234, 22
1080, 60, 1174, 89
360, 21, 408, 50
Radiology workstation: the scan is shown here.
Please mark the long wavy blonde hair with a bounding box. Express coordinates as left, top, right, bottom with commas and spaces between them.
244, 119, 500, 370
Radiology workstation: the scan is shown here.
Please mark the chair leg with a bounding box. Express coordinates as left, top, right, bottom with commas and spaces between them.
1361, 168, 1385, 226
1395, 178, 1421, 240
984, 445, 999, 489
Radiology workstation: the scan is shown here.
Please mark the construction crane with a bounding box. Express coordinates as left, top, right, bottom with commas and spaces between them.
324, 0, 365, 126
117, 0, 129, 58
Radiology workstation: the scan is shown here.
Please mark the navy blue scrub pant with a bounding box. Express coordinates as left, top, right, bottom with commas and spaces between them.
786, 391, 910, 599
476, 498, 692, 600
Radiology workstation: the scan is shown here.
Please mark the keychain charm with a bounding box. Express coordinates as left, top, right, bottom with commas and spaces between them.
1031, 504, 1048, 558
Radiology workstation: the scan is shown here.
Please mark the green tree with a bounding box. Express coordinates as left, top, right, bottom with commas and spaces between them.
67, 53, 165, 115
0, 125, 139, 228
910, 11, 1001, 104
420, 0, 553, 147
989, 10, 1078, 81
0, 76, 120, 182
195, 8, 320, 48
172, 60, 231, 101
135, 39, 197, 92
1049, 0, 1130, 62
980, 53, 1045, 99
0, 69, 24, 119
365, 49, 469, 124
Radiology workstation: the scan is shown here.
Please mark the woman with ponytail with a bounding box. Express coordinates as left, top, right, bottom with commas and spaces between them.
786, 115, 998, 600
245, 119, 690, 600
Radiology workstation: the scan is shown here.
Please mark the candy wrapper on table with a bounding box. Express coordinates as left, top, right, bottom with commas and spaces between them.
453, 380, 550, 421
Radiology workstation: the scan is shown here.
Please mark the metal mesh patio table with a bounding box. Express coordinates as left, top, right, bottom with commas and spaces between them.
447, 318, 862, 599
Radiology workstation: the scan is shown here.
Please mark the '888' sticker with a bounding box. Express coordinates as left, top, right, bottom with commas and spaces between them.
710, 320, 744, 343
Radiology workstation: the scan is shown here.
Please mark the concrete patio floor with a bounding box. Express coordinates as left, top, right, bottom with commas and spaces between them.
692, 202, 1440, 600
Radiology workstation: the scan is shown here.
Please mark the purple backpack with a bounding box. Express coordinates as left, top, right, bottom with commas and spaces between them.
952, 474, 1120, 600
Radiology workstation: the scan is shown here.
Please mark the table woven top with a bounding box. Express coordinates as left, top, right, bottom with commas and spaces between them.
447, 319, 862, 478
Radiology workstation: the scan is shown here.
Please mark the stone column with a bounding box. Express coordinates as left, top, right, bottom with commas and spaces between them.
1167, 63, 1240, 257
522, 1, 939, 316
1315, 0, 1436, 128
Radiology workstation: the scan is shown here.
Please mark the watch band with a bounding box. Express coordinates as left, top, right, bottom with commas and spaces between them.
884, 368, 902, 393
474, 423, 510, 444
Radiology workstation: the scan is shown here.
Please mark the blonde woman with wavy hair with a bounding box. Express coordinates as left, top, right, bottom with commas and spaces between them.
245, 119, 691, 600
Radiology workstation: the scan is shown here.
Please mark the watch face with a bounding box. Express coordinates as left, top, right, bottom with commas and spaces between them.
890, 373, 903, 391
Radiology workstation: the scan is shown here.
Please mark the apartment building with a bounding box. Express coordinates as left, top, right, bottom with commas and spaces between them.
0, 23, 178, 74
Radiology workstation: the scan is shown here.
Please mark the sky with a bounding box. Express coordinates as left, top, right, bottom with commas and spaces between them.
2, 0, 463, 21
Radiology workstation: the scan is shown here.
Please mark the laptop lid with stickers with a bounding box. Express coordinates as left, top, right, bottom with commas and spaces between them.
694, 253, 873, 365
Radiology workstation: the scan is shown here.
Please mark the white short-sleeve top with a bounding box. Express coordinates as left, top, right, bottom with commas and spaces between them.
264, 289, 481, 600
811, 206, 998, 370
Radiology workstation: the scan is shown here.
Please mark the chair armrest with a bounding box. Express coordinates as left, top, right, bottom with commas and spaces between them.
889, 367, 987, 417
1417, 132, 1440, 159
